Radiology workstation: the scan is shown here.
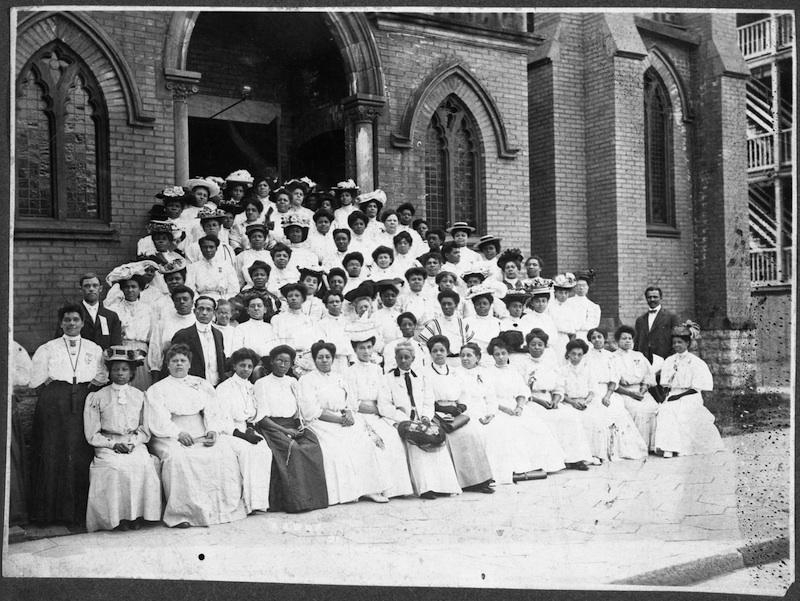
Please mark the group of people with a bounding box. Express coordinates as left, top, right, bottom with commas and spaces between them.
11, 170, 725, 533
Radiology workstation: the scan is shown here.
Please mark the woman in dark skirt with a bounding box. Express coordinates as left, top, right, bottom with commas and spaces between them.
252, 345, 328, 513
28, 304, 108, 524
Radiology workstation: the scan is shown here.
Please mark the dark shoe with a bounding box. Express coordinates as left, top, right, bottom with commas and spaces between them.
420, 491, 437, 500
467, 483, 494, 494
114, 520, 129, 531
173, 521, 191, 529
566, 462, 589, 471
129, 519, 142, 531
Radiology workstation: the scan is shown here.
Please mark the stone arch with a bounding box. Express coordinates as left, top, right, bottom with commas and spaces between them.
16, 11, 155, 127
644, 47, 693, 123
391, 61, 519, 159
163, 11, 384, 97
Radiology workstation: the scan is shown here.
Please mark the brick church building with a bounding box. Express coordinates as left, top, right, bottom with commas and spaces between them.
13, 10, 772, 389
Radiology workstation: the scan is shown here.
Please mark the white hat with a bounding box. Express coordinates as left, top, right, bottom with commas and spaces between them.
184, 177, 221, 198
226, 170, 254, 185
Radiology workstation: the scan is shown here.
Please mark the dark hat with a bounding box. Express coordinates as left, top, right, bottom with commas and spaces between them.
344, 281, 376, 303
245, 223, 269, 237
497, 248, 524, 270
417, 251, 444, 265
375, 278, 403, 294
575, 269, 596, 284
218, 199, 245, 215
297, 265, 325, 280
502, 291, 530, 306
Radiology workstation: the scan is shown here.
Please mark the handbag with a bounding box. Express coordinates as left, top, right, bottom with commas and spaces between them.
397, 420, 445, 452
433, 411, 470, 433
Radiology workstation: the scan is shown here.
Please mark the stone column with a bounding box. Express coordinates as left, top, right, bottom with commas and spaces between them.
165, 68, 201, 184
343, 94, 385, 193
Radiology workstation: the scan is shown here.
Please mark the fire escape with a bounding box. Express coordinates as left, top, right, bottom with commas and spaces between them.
738, 13, 794, 286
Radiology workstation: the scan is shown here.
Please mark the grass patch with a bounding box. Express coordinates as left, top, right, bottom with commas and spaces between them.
705, 392, 791, 437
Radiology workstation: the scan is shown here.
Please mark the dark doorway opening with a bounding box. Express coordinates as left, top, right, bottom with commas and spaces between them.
188, 117, 279, 179
293, 130, 345, 190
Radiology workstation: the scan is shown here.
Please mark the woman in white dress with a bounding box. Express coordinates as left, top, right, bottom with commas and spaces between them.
214, 348, 272, 514
583, 329, 648, 461
517, 329, 594, 470
612, 325, 659, 451
425, 336, 494, 493
345, 331, 414, 499
654, 323, 726, 457
298, 341, 389, 505
271, 283, 317, 376
463, 285, 501, 365
145, 343, 246, 527
83, 346, 161, 531
377, 341, 461, 499
486, 337, 566, 476
458, 343, 543, 486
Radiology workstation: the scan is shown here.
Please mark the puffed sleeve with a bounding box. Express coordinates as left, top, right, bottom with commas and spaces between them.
298, 373, 323, 421
13, 342, 32, 388
28, 342, 51, 389
144, 385, 182, 439
690, 355, 714, 392
199, 380, 227, 432
83, 391, 114, 448
92, 346, 109, 385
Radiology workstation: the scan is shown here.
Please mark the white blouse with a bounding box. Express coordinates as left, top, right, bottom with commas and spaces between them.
272, 310, 317, 352
560, 361, 595, 399
298, 369, 354, 421
30, 336, 107, 387
459, 366, 498, 416
612, 349, 656, 387
660, 351, 714, 393
105, 299, 151, 344
231, 319, 275, 358
145, 375, 224, 438
345, 361, 384, 402
253, 373, 302, 421
215, 374, 258, 433
516, 350, 564, 394
84, 384, 150, 448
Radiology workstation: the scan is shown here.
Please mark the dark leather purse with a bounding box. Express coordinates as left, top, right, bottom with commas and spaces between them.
433, 412, 470, 433
397, 420, 446, 452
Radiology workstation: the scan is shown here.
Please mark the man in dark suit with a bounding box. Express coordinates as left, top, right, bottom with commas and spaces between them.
634, 286, 680, 403
171, 295, 226, 385
56, 273, 123, 349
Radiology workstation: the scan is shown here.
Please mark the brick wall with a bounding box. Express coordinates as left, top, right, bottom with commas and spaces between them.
372, 24, 531, 253
14, 11, 176, 353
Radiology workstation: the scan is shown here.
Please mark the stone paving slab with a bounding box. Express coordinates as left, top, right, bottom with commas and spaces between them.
3, 432, 791, 593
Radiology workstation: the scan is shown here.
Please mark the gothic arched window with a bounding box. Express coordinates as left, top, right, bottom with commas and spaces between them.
644, 69, 675, 230
424, 95, 483, 232
15, 42, 109, 224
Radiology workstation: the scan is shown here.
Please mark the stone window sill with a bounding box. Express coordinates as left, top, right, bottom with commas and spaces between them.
646, 224, 680, 239
15, 219, 120, 242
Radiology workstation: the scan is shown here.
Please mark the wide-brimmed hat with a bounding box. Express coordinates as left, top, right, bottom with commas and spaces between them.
344, 280, 376, 303
375, 278, 404, 294
461, 264, 490, 282
357, 189, 387, 213
297, 264, 325, 281
445, 221, 476, 235
146, 220, 182, 239
284, 177, 316, 195
671, 320, 701, 340
269, 186, 289, 203
524, 277, 553, 296
104, 345, 146, 366
552, 272, 577, 289
347, 321, 379, 345
218, 199, 245, 215
158, 257, 188, 275
331, 179, 360, 195
501, 291, 530, 306
474, 234, 502, 251
466, 283, 495, 301
282, 213, 311, 232
106, 260, 159, 286
245, 223, 269, 237
226, 170, 254, 186
497, 248, 524, 270
197, 207, 228, 223
155, 185, 190, 203
575, 269, 596, 284
184, 177, 221, 198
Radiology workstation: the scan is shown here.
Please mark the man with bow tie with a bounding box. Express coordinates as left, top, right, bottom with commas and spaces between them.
171, 296, 226, 385
634, 286, 680, 403
56, 273, 123, 350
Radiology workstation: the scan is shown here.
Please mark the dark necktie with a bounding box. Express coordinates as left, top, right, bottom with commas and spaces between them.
404, 372, 417, 420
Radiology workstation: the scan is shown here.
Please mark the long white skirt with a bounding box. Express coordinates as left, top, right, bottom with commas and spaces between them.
361, 414, 413, 498
618, 385, 659, 451
225, 435, 272, 513
391, 422, 461, 497
308, 417, 388, 505
515, 408, 567, 472
654, 392, 725, 456
86, 444, 162, 532
480, 413, 542, 484
526, 402, 593, 464
581, 394, 648, 461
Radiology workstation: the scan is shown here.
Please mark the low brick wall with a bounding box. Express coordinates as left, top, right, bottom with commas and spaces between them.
696, 329, 758, 394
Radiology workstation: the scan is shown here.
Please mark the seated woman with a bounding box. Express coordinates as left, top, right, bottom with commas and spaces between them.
253, 345, 328, 513
583, 329, 648, 461
83, 346, 161, 532
458, 342, 543, 486
425, 336, 494, 494
145, 343, 246, 528
378, 341, 461, 499
518, 329, 593, 470
298, 341, 389, 505
486, 337, 565, 476
612, 325, 659, 451
345, 329, 414, 499
215, 347, 272, 514
654, 322, 726, 457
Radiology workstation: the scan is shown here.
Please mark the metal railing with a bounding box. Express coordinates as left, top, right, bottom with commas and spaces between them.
738, 14, 794, 59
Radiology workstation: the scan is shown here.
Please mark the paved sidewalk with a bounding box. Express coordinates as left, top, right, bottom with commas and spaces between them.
4, 431, 791, 592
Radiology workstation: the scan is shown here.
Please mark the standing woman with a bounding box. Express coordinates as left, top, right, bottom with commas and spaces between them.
612, 325, 659, 450
83, 346, 161, 532
29, 304, 108, 525
145, 343, 246, 527
654, 323, 726, 457
253, 345, 328, 513
425, 335, 494, 494
298, 341, 389, 505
